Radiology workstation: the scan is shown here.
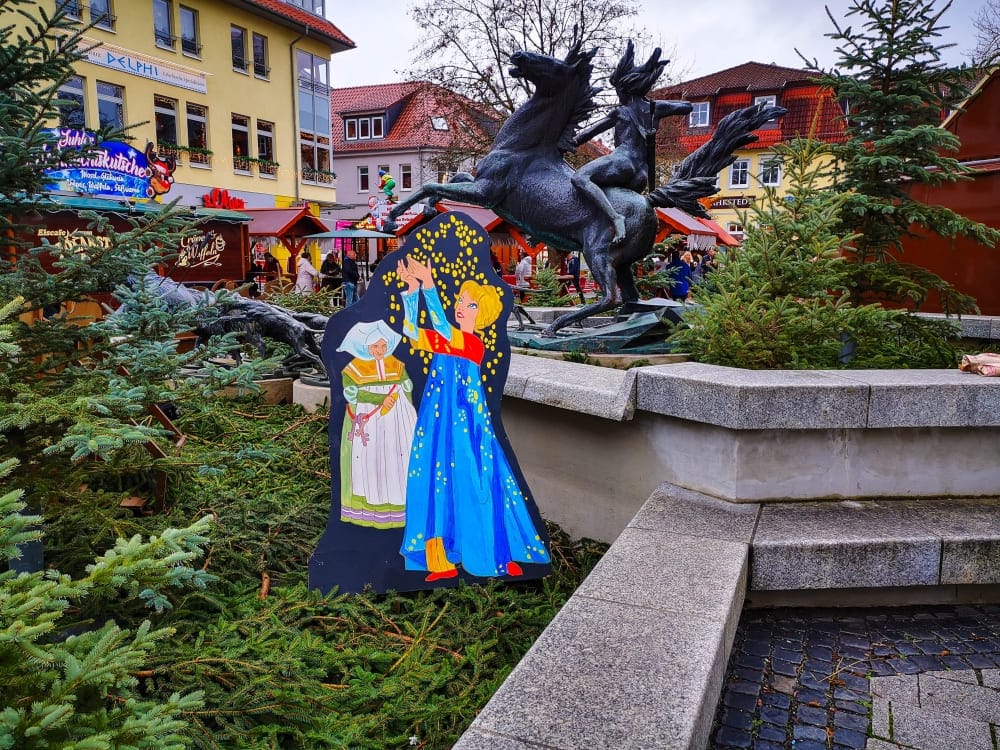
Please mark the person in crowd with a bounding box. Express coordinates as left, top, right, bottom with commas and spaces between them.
342, 246, 360, 306
566, 252, 585, 304
321, 252, 343, 290
667, 250, 694, 301
514, 250, 532, 302
294, 251, 319, 294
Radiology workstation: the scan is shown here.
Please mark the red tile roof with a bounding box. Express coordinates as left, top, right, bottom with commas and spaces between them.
658, 61, 818, 99
653, 62, 847, 154
238, 0, 354, 50
331, 82, 498, 153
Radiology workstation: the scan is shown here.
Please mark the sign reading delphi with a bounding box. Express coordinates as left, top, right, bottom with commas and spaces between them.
83, 39, 208, 94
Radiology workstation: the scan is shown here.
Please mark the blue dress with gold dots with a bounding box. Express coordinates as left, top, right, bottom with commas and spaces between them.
399, 285, 550, 577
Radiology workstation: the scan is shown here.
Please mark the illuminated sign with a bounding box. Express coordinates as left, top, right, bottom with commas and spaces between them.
202, 187, 246, 210
83, 39, 208, 94
44, 129, 151, 200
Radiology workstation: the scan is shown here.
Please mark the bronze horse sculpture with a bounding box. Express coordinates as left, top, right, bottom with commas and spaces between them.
387, 39, 785, 335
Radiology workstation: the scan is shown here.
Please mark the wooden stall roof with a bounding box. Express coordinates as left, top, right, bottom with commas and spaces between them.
242, 207, 329, 237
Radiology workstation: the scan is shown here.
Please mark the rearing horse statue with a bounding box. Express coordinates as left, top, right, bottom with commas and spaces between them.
388, 39, 785, 335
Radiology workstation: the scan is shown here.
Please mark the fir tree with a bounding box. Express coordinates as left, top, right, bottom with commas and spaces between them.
0, 0, 258, 512
803, 0, 1000, 314
671, 137, 958, 368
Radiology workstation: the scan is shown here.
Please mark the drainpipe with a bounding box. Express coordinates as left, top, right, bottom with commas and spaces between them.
290, 27, 308, 203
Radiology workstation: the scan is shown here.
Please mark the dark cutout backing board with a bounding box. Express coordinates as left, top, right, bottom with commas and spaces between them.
308, 213, 552, 594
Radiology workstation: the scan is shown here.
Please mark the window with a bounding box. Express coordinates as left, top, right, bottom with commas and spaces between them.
431, 116, 448, 131
186, 103, 209, 164
57, 76, 86, 129
154, 95, 178, 147
754, 95, 777, 108
343, 115, 384, 141
96, 81, 123, 129
231, 114, 250, 169
257, 120, 274, 161
689, 101, 710, 128
358, 166, 369, 192
400, 164, 412, 191
729, 157, 750, 188
286, 0, 325, 14
759, 156, 781, 187
727, 222, 745, 242
297, 50, 332, 183
57, 0, 81, 19
90, 0, 114, 29
252, 33, 269, 78
153, 0, 174, 48
179, 6, 200, 56
231, 26, 248, 72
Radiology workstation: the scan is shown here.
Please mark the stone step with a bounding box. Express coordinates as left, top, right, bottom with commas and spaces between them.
751, 497, 1000, 591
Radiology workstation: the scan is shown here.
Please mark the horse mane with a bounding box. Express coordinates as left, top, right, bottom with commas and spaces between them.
557, 38, 600, 153
609, 40, 668, 97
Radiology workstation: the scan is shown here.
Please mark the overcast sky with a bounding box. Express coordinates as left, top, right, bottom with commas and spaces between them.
325, 0, 985, 88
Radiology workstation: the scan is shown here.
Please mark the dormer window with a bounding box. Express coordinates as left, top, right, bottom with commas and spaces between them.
344, 114, 385, 141
754, 94, 777, 108
431, 116, 449, 131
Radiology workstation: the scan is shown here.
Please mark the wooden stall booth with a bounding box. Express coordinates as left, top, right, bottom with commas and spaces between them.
241, 206, 330, 292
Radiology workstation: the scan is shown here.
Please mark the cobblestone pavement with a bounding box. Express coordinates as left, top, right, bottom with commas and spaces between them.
709, 604, 1000, 749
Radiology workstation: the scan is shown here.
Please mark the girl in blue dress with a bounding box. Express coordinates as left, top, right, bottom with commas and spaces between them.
395, 255, 550, 581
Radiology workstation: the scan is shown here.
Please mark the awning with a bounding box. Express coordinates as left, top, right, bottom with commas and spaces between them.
242, 207, 328, 237
436, 201, 505, 232
695, 217, 741, 247
38, 194, 250, 222
655, 207, 716, 235
305, 228, 395, 239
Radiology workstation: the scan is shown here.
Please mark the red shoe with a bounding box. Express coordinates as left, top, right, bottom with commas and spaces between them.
425, 569, 458, 582
506, 562, 523, 577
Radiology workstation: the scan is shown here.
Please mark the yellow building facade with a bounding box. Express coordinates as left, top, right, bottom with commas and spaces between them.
34, 0, 353, 211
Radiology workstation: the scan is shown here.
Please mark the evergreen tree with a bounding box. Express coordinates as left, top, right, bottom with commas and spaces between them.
804, 0, 1000, 314
671, 138, 959, 369
0, 0, 257, 512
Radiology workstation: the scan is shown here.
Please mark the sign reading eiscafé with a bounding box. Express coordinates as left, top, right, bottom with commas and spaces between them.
83, 39, 208, 94
709, 195, 757, 209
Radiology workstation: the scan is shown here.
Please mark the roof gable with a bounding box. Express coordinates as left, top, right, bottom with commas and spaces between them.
331, 81, 499, 153
660, 61, 818, 99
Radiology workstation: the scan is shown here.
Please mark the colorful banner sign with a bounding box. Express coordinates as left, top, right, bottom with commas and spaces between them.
44, 129, 151, 200
83, 39, 209, 94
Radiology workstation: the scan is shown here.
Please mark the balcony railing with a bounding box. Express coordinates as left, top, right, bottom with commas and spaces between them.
253, 61, 270, 78
181, 37, 201, 56
155, 30, 176, 48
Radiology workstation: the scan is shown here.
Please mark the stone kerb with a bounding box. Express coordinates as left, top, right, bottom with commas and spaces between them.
504, 354, 638, 421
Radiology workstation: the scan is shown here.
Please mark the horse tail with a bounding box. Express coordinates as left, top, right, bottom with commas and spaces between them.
648, 103, 787, 218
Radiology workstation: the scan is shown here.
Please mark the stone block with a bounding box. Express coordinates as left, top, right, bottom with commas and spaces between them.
636, 363, 869, 430
453, 729, 543, 750
751, 501, 941, 590
838, 369, 1000, 428
291, 379, 329, 413
869, 674, 919, 705
573, 526, 747, 654
509, 353, 637, 420
886, 703, 993, 750
467, 595, 727, 750
628, 483, 759, 543
919, 312, 994, 339
918, 672, 1000, 723
993, 317, 1000, 341
909, 498, 1000, 584
982, 669, 1000, 689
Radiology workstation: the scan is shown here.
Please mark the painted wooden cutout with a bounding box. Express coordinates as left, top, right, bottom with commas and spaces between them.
309, 213, 552, 594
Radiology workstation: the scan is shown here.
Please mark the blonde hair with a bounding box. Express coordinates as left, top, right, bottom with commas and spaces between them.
457, 280, 503, 331
681, 251, 694, 264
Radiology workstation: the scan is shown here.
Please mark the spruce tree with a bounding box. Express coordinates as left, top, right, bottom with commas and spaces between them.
804, 0, 1000, 314
671, 137, 959, 368
0, 0, 257, 513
